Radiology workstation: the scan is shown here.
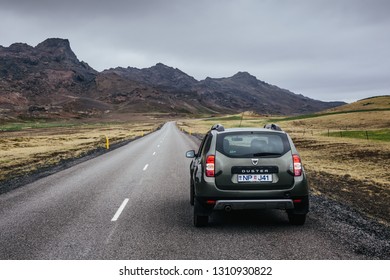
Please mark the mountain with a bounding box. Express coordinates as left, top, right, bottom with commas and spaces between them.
0, 38, 100, 119
105, 63, 198, 89
195, 72, 344, 115
0, 38, 345, 120
93, 70, 217, 115
104, 66, 345, 115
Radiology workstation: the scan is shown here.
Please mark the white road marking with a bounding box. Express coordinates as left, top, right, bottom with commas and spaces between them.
143, 164, 149, 171
153, 152, 156, 156
111, 198, 129, 222
157, 144, 160, 148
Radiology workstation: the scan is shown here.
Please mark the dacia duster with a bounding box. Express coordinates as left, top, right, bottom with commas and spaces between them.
186, 124, 309, 227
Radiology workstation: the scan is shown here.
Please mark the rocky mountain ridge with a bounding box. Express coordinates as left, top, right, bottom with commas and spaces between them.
0, 38, 345, 120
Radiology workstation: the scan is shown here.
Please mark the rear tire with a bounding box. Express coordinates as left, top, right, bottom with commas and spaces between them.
193, 199, 209, 227
190, 181, 194, 206
194, 214, 208, 227
288, 213, 306, 225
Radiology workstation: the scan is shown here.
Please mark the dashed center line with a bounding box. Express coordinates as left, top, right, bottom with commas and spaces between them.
111, 198, 129, 222
157, 144, 160, 148
143, 164, 149, 171
153, 152, 156, 156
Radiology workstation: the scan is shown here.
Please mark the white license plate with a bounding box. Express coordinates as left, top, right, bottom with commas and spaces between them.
237, 174, 273, 182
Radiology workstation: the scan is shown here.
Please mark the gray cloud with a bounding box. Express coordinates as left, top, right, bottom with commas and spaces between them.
1, 0, 389, 102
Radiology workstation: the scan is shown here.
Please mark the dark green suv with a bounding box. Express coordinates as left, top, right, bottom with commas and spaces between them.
186, 124, 309, 227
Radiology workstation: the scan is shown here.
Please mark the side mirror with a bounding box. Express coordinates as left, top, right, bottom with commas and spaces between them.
186, 150, 196, 158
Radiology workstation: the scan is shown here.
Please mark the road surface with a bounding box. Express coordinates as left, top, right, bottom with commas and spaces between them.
0, 122, 388, 259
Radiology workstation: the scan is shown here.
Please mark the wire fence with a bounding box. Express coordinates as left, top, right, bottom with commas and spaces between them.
285, 128, 390, 142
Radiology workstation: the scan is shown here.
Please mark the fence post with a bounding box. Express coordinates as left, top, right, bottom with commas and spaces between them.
239, 112, 244, 127
366, 131, 369, 140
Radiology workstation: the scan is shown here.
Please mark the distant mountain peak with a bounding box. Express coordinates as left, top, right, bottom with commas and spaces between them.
150, 62, 176, 72
35, 38, 78, 63
150, 63, 187, 75
231, 71, 259, 86
7, 43, 34, 53
232, 71, 255, 78
154, 62, 169, 68
105, 62, 198, 89
36, 38, 71, 50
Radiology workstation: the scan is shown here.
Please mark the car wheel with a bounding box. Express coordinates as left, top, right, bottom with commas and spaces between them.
194, 214, 208, 227
193, 199, 209, 227
288, 213, 306, 225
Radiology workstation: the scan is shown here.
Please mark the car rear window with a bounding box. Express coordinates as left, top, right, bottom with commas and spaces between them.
216, 131, 291, 158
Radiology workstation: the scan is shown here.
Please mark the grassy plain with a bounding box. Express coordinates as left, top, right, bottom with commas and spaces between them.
178, 105, 390, 225
0, 117, 162, 183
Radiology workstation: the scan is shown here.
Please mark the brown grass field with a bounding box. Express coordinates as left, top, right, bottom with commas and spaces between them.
0, 117, 162, 183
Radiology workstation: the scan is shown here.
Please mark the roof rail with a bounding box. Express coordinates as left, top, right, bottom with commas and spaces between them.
264, 123, 282, 131
211, 124, 225, 132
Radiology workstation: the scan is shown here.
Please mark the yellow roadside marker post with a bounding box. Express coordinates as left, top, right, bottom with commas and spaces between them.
105, 136, 110, 149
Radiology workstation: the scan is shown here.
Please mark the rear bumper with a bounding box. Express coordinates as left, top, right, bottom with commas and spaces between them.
196, 172, 309, 199
214, 199, 294, 211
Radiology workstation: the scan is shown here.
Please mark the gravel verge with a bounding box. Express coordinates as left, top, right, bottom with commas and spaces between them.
310, 194, 390, 259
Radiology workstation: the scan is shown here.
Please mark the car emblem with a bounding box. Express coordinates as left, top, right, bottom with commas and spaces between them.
251, 159, 259, 166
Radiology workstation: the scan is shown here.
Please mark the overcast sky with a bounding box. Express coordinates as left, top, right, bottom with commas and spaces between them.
1, 0, 390, 102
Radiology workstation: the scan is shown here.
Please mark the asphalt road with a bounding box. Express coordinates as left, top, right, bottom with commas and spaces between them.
0, 122, 388, 259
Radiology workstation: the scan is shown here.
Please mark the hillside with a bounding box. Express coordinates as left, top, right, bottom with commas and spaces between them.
324, 95, 390, 113
276, 95, 390, 130
196, 72, 345, 115
103, 66, 345, 116
1, 38, 345, 120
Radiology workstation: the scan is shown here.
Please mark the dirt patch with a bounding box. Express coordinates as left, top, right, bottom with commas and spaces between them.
307, 170, 390, 225
292, 136, 390, 185
289, 134, 390, 226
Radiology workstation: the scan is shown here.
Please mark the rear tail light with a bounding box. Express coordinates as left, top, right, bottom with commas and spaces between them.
206, 200, 216, 205
292, 154, 302, 176
205, 155, 215, 177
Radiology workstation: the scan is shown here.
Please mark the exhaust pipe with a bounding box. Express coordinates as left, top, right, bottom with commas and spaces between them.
224, 205, 232, 212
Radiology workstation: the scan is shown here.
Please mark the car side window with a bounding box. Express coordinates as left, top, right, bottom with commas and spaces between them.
197, 132, 212, 156
200, 133, 212, 156
197, 133, 208, 156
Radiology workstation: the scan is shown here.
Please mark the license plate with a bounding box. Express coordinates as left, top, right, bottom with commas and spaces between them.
237, 174, 273, 182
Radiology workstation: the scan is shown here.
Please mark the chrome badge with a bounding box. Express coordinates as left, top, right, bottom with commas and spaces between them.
251, 159, 259, 166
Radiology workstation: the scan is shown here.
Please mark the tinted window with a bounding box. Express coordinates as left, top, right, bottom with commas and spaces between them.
202, 134, 212, 155
216, 132, 290, 158
197, 132, 212, 156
